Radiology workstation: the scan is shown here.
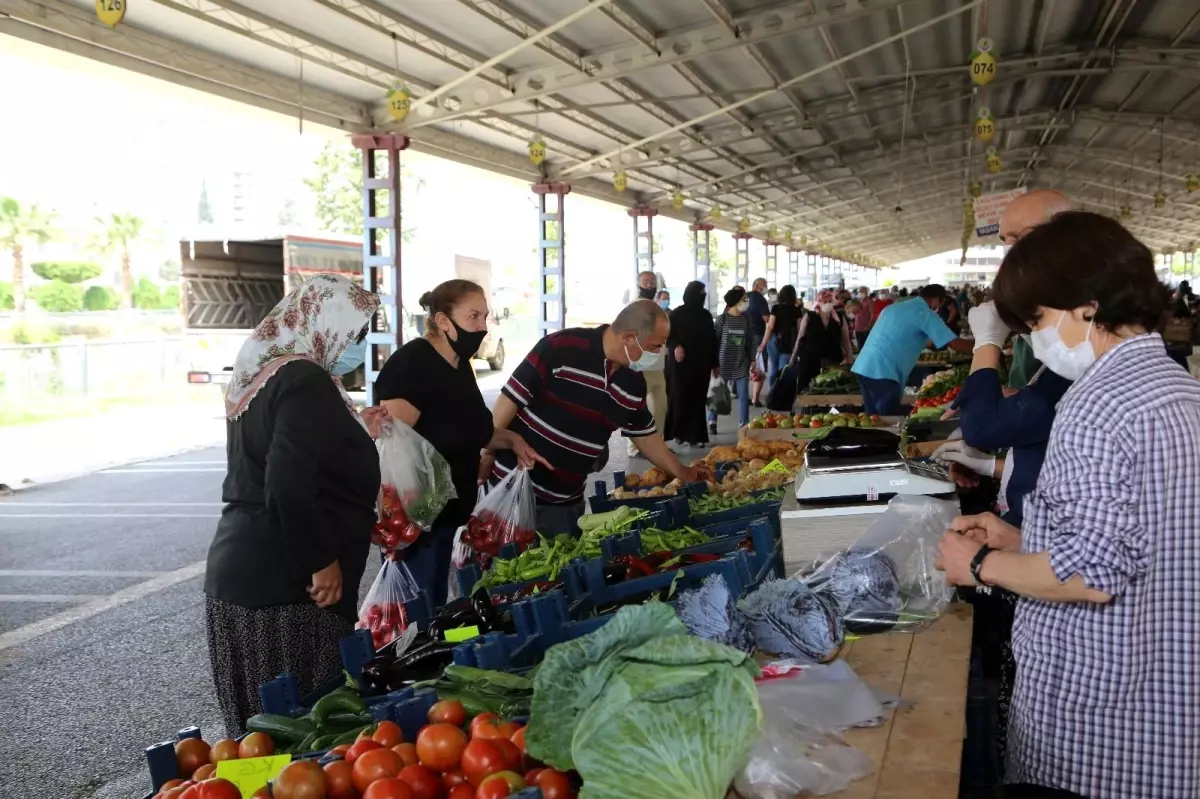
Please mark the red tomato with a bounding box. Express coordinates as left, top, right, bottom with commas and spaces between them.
468, 713, 499, 737
190, 764, 216, 782
471, 717, 519, 741
324, 759, 357, 799
428, 699, 467, 728
331, 744, 352, 757
443, 770, 469, 788
238, 732, 275, 759
460, 739, 507, 787
523, 769, 544, 785
477, 771, 525, 799
491, 739, 521, 771
273, 760, 327, 799
393, 742, 420, 766
347, 738, 384, 764
416, 723, 468, 771
447, 787, 476, 799
363, 778, 414, 799
185, 779, 241, 799
533, 769, 574, 799
398, 764, 444, 799
374, 720, 405, 748
353, 748, 404, 793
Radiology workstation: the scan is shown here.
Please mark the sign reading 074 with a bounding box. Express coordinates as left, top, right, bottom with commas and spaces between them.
96, 0, 127, 28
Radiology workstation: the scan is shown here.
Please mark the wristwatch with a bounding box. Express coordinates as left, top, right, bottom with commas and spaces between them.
969, 544, 994, 590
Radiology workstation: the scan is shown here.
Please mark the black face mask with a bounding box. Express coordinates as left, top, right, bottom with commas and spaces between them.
447, 320, 487, 361
638, 287, 656, 300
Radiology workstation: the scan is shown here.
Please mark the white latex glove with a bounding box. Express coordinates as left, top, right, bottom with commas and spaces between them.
947, 428, 963, 442
968, 301, 1010, 351
932, 439, 996, 477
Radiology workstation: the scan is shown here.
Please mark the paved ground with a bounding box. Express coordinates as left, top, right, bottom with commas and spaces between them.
0, 366, 737, 798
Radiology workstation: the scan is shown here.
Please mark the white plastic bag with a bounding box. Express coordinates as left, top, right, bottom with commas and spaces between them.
462, 467, 536, 556
707, 376, 732, 415
357, 559, 420, 651
375, 420, 457, 553
800, 495, 958, 634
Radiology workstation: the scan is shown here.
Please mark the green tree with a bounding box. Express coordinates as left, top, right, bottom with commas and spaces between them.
304, 140, 421, 241
0, 281, 13, 311
83, 285, 119, 311
131, 276, 162, 310
30, 281, 85, 312
0, 196, 57, 313
30, 261, 103, 283
91, 212, 145, 309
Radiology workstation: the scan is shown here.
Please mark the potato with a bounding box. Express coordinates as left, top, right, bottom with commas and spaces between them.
748, 458, 767, 471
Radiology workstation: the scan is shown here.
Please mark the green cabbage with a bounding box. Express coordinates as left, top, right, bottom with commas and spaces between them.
526, 604, 763, 799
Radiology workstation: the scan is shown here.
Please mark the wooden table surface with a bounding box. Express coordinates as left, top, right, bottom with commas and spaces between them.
828, 603, 974, 798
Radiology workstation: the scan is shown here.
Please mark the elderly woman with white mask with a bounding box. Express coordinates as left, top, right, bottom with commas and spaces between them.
936, 211, 1200, 799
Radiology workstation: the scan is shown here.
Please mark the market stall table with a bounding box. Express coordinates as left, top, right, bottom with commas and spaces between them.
831, 604, 974, 798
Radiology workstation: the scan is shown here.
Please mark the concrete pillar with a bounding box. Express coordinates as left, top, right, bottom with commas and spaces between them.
764, 239, 779, 289
733, 232, 752, 286
787, 247, 801, 288
351, 133, 408, 406
533, 182, 571, 336
690, 221, 715, 312
629, 205, 657, 280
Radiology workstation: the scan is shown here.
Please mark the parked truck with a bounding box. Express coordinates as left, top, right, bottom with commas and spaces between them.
181, 235, 505, 387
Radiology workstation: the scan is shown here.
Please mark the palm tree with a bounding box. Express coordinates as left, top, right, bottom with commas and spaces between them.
92, 212, 145, 309
0, 196, 57, 313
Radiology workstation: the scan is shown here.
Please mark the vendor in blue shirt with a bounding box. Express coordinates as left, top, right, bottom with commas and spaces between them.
851, 284, 974, 415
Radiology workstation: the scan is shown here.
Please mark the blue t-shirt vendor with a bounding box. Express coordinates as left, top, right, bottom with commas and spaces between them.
851, 284, 974, 415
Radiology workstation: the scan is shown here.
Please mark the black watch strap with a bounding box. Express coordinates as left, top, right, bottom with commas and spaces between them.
970, 544, 994, 587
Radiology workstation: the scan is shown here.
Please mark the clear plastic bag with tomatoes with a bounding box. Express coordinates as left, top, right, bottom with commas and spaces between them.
374, 419, 457, 553
357, 559, 421, 651
461, 466, 537, 557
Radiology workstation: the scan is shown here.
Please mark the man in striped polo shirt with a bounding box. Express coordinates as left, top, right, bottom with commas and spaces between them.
490, 300, 709, 533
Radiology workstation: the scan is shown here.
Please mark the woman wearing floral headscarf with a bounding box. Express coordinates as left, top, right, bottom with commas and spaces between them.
790, 289, 854, 392
204, 273, 382, 735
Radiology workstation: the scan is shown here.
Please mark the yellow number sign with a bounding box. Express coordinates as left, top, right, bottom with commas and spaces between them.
96, 0, 126, 27
216, 755, 292, 798
387, 84, 411, 122
969, 38, 996, 87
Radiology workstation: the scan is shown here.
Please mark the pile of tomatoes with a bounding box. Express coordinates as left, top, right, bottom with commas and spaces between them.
376, 485, 423, 553
912, 384, 961, 412
152, 731, 279, 798
462, 511, 535, 557
360, 601, 410, 651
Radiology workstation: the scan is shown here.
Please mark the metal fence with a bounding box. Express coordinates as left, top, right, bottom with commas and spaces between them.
0, 338, 188, 406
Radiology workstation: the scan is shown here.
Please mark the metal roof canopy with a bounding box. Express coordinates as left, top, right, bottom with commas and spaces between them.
4, 0, 1200, 264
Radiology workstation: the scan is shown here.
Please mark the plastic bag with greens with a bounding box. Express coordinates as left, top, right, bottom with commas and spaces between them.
526, 604, 762, 799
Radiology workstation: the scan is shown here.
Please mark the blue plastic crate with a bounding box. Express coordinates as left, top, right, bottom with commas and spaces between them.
688, 497, 784, 529
588, 477, 700, 518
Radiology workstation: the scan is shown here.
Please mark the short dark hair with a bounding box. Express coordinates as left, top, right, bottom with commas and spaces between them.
724, 287, 747, 308
920, 284, 947, 301
993, 210, 1166, 333
776, 285, 797, 307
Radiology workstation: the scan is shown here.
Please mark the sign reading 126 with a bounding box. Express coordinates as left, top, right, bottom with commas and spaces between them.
96, 0, 127, 28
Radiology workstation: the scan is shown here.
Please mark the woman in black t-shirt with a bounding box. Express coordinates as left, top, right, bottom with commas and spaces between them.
375, 280, 546, 610
757, 284, 800, 393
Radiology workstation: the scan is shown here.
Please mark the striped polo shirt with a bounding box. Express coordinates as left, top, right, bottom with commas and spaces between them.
494, 326, 656, 503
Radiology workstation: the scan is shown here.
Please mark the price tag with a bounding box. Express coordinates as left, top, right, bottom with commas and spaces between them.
759, 459, 790, 475
216, 755, 291, 798
443, 625, 480, 643
866, 483, 879, 502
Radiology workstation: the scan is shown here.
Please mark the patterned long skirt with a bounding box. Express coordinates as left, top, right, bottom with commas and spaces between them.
205, 594, 354, 736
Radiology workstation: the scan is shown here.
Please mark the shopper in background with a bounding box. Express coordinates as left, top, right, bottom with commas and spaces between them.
489, 300, 708, 534
205, 274, 381, 735
622, 271, 669, 457
665, 280, 719, 448
872, 287, 895, 322
853, 285, 875, 349
789, 289, 854, 392
758, 284, 801, 394
711, 287, 754, 433
655, 290, 671, 311
375, 279, 546, 608
936, 211, 1200, 799
852, 284, 973, 415
745, 277, 771, 407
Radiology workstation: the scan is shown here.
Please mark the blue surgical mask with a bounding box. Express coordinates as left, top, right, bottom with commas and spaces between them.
658, 300, 670, 310
331, 339, 367, 376
625, 335, 662, 372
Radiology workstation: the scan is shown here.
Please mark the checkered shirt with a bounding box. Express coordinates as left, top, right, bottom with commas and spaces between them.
1008, 334, 1200, 798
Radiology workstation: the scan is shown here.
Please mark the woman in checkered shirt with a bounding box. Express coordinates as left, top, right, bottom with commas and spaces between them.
935, 211, 1200, 799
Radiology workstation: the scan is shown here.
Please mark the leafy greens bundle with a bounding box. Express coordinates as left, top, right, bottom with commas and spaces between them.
526, 604, 763, 799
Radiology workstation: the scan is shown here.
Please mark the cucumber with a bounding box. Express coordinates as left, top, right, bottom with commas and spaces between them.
310, 733, 342, 751
330, 724, 374, 746
322, 711, 374, 732
289, 729, 321, 754
310, 689, 368, 725
246, 713, 315, 743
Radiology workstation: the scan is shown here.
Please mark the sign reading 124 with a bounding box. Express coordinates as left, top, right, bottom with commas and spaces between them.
96, 0, 127, 28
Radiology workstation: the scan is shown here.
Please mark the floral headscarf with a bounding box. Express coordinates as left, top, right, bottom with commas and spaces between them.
224, 273, 380, 420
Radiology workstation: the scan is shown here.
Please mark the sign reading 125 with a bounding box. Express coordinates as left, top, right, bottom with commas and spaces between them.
96, 0, 127, 28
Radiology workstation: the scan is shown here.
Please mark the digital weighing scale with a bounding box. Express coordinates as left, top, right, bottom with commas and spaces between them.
795, 427, 956, 504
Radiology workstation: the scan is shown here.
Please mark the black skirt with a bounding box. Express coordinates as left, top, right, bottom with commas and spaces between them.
205, 594, 354, 735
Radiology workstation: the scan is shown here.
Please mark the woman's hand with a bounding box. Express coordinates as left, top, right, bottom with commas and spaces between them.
951, 512, 1022, 551
478, 450, 495, 485
309, 560, 342, 608
509, 433, 552, 471
674, 345, 685, 363
360, 405, 391, 439
934, 531, 984, 586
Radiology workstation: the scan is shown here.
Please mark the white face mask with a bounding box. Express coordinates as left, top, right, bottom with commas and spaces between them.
1030, 310, 1095, 381
624, 335, 662, 372
819, 303, 834, 314
737, 300, 750, 313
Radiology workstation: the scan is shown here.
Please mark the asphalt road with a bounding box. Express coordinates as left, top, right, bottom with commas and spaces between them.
0, 367, 691, 798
